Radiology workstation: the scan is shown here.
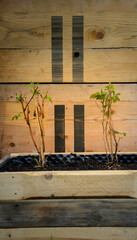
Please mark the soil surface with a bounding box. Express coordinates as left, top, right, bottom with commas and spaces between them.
0, 153, 137, 172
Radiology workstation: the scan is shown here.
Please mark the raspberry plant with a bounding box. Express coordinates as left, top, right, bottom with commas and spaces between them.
12, 82, 52, 168
90, 82, 126, 164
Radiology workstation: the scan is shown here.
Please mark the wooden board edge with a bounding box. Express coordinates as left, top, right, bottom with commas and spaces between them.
0, 227, 137, 240
1, 152, 137, 160
0, 154, 10, 166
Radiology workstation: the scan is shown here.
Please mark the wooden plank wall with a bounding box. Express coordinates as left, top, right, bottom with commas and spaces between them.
0, 0, 137, 157
0, 1, 137, 83
0, 84, 137, 158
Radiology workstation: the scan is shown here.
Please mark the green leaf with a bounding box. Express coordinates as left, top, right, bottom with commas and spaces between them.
105, 111, 109, 117
90, 92, 100, 99
12, 112, 22, 120
105, 110, 114, 117
113, 130, 127, 137
25, 82, 40, 95
111, 84, 115, 92
15, 93, 25, 103
104, 103, 110, 107
113, 95, 120, 103
44, 94, 52, 103
113, 130, 121, 134
123, 132, 127, 136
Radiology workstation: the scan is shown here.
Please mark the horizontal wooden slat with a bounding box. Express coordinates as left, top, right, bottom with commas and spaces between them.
0, 49, 137, 82
0, 84, 137, 102
0, 0, 137, 13
84, 48, 137, 83
0, 199, 137, 228
0, 49, 52, 83
0, 12, 137, 49
1, 120, 137, 157
0, 169, 137, 200
0, 84, 137, 156
1, 121, 137, 157
1, 227, 137, 240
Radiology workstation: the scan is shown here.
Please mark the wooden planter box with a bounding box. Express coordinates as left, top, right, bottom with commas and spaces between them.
0, 153, 137, 240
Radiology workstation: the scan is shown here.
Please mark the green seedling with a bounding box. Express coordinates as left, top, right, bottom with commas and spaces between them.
90, 82, 127, 164
12, 82, 52, 168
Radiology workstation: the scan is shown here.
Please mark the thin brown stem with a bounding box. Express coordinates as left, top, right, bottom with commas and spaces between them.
34, 97, 45, 168
24, 87, 38, 111
102, 112, 109, 162
105, 119, 110, 154
37, 104, 45, 153
20, 98, 39, 153
109, 82, 114, 163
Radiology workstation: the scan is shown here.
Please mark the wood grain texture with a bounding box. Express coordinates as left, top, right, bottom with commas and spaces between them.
0, 199, 137, 228
0, 84, 137, 102
0, 228, 137, 240
0, 49, 137, 83
0, 84, 137, 157
0, 168, 137, 200
0, 0, 137, 13
0, 12, 137, 49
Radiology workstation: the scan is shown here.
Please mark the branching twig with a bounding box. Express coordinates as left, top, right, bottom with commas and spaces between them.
12, 83, 52, 168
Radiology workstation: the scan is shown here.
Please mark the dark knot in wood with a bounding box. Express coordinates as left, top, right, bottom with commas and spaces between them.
44, 172, 53, 180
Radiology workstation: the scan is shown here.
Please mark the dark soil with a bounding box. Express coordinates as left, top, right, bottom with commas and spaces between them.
0, 153, 137, 172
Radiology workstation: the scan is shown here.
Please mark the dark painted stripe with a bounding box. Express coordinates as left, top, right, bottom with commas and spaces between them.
72, 16, 84, 83
51, 16, 63, 82
74, 105, 84, 152
55, 105, 65, 152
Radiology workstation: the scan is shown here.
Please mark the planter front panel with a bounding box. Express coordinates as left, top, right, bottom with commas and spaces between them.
0, 170, 137, 200
0, 199, 137, 228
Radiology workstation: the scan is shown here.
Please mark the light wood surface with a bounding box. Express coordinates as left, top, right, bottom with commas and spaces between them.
0, 0, 137, 13
0, 227, 137, 240
0, 165, 137, 200
0, 9, 137, 82
0, 49, 137, 83
0, 12, 137, 49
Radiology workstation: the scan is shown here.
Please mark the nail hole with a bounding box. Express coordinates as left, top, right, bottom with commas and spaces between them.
74, 52, 80, 58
